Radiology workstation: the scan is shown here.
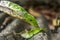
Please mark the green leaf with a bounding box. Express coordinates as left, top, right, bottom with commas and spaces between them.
0, 1, 45, 38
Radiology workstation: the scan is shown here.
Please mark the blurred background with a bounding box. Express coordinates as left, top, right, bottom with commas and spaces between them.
0, 0, 60, 40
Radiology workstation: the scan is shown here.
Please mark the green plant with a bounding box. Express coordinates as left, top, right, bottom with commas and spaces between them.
0, 1, 45, 38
